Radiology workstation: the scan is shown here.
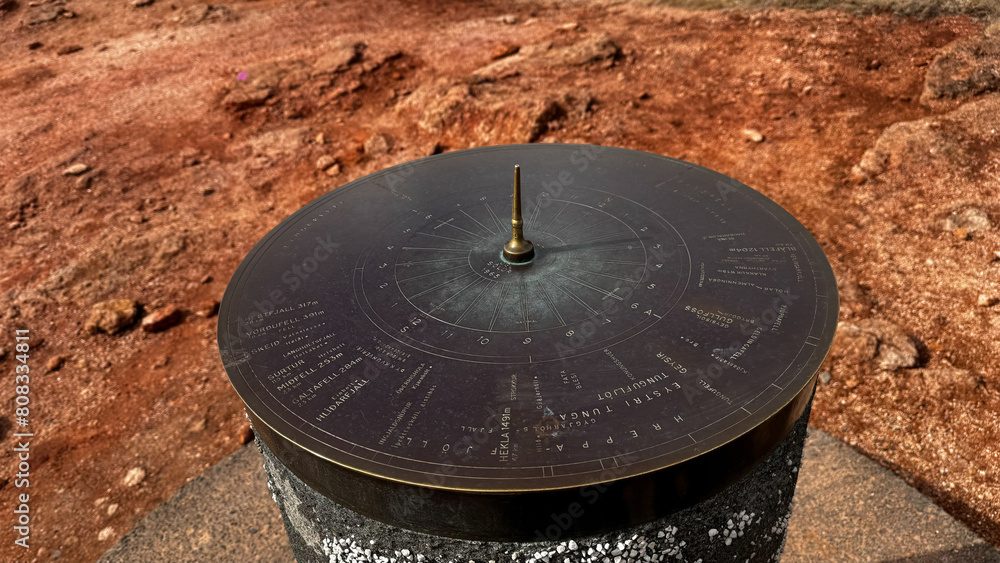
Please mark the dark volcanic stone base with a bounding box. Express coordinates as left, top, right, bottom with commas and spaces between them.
256, 401, 812, 563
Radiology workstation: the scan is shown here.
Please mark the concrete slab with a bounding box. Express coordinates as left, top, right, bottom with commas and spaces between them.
99, 428, 999, 563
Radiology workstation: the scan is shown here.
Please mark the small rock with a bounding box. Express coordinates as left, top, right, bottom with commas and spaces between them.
315, 155, 336, 171
131, 0, 154, 7
324, 163, 341, 177
98, 527, 115, 542
106, 503, 119, 516
153, 355, 170, 368
28, 42, 44, 50
490, 43, 520, 61
94, 497, 108, 507
922, 33, 1000, 103
559, 22, 579, 31
742, 128, 765, 143
954, 227, 970, 240
76, 174, 93, 190
499, 14, 518, 25
85, 299, 139, 335
239, 424, 255, 445
315, 132, 325, 145
46, 356, 65, 372
831, 319, 918, 371
818, 371, 832, 385
943, 207, 991, 233
63, 163, 91, 176
188, 417, 207, 433
978, 294, 998, 307
141, 305, 182, 332
122, 467, 146, 487
312, 43, 364, 75
57, 45, 83, 56
193, 300, 219, 318
364, 133, 391, 156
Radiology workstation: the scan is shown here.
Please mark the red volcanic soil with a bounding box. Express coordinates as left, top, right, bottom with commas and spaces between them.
0, 1, 997, 562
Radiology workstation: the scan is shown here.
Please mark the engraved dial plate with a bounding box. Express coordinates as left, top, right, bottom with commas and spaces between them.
218, 144, 838, 537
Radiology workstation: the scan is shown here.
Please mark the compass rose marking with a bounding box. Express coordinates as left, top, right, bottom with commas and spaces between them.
455, 281, 496, 325
410, 271, 479, 299
397, 263, 468, 283
555, 272, 624, 301
535, 280, 566, 326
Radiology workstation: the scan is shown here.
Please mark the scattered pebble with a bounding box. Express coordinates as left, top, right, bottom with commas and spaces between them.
325, 163, 341, 177
46, 355, 65, 372
193, 300, 219, 318
239, 424, 255, 445
944, 207, 992, 233
818, 371, 832, 385
122, 467, 146, 487
106, 503, 119, 516
188, 417, 207, 433
364, 133, 392, 156
57, 45, 83, 56
559, 22, 579, 31
85, 299, 139, 335
97, 527, 115, 542
63, 163, 91, 176
978, 294, 998, 307
28, 41, 43, 50
742, 128, 765, 143
499, 14, 518, 25
315, 155, 337, 171
315, 132, 326, 145
490, 43, 520, 61
131, 0, 154, 7
142, 305, 182, 332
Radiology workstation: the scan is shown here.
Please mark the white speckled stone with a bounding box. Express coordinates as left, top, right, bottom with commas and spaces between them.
258, 403, 812, 563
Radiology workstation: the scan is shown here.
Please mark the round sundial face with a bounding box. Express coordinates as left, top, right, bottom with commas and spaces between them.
218, 144, 838, 539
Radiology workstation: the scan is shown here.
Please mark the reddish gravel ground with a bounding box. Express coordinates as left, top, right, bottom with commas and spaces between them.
0, 1, 997, 562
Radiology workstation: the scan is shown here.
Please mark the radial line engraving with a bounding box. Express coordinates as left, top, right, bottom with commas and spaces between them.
455, 281, 496, 325
538, 202, 569, 234
401, 247, 470, 253
555, 272, 624, 301
411, 271, 479, 299
398, 264, 468, 283
536, 280, 566, 326
460, 210, 496, 236
483, 203, 506, 235
550, 279, 603, 317
415, 231, 478, 245
548, 212, 592, 237
436, 219, 486, 240
489, 284, 511, 331
428, 277, 488, 313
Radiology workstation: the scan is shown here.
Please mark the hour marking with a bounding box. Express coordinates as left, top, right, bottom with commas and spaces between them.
410, 271, 478, 299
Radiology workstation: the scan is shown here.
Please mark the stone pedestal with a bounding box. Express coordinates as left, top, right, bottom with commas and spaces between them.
255, 400, 812, 563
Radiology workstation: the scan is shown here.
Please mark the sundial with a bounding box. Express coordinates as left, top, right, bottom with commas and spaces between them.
218, 144, 838, 541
